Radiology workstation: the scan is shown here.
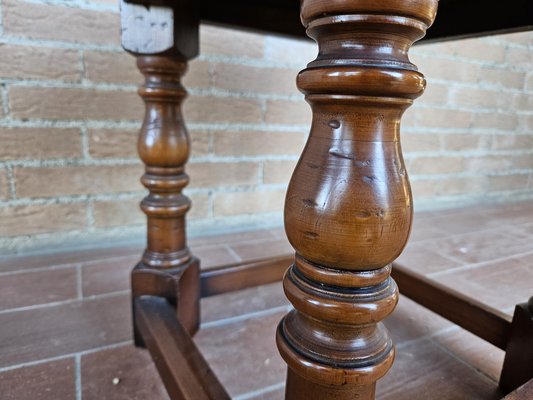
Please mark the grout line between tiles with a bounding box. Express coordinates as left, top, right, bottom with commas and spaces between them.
224, 244, 243, 263
429, 248, 533, 278
200, 304, 292, 330
428, 336, 501, 385
76, 264, 83, 300
0, 262, 79, 277
0, 290, 130, 315
234, 381, 286, 400
0, 340, 132, 373
75, 354, 82, 400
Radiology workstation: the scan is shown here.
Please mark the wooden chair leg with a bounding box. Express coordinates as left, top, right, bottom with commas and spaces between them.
276, 1, 438, 398
120, 0, 201, 340
500, 296, 533, 394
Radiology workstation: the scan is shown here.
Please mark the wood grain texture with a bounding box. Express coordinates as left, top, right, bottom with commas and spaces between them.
135, 296, 230, 400
277, 1, 437, 398
121, 5, 201, 339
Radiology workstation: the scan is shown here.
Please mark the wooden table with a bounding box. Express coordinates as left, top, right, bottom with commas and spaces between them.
118, 1, 533, 399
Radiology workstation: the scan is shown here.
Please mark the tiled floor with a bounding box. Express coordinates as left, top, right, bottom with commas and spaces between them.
1, 201, 533, 399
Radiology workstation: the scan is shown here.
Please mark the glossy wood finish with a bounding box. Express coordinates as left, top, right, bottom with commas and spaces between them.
200, 255, 291, 298
500, 297, 533, 394
276, 1, 437, 398
135, 296, 230, 400
121, 1, 201, 337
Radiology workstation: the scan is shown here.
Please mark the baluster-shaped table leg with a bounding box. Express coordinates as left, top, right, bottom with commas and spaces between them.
120, 1, 201, 339
277, 1, 438, 398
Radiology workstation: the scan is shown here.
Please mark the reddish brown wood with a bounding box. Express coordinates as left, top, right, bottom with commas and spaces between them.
500, 297, 533, 394
277, 1, 438, 398
135, 296, 230, 400
200, 255, 292, 298
392, 262, 512, 350
121, 2, 201, 339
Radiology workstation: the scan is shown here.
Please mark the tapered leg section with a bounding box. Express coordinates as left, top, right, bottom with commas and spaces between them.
277, 1, 438, 398
120, 1, 200, 341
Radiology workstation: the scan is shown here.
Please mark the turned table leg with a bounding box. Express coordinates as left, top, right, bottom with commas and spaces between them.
277, 1, 438, 398
120, 0, 201, 339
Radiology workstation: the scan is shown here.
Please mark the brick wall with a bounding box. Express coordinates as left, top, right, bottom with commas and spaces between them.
0, 0, 532, 254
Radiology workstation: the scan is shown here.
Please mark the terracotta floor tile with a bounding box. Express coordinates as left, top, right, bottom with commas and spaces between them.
82, 256, 138, 297
201, 282, 288, 325
384, 296, 452, 345
194, 312, 287, 398
0, 267, 77, 311
0, 358, 76, 400
423, 228, 532, 265
396, 243, 462, 275
0, 294, 131, 368
433, 327, 505, 382
81, 344, 169, 400
192, 245, 241, 269
230, 239, 293, 261
377, 339, 501, 400
0, 245, 141, 273
432, 253, 533, 312
189, 229, 277, 248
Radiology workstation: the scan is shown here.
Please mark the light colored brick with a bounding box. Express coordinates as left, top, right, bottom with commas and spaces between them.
506, 47, 533, 70
200, 25, 264, 59
188, 162, 259, 188
453, 38, 506, 63
477, 66, 525, 89
416, 57, 477, 82
213, 189, 285, 216
183, 60, 211, 89
443, 134, 491, 152
409, 156, 464, 175
416, 108, 471, 129
84, 51, 139, 84
9, 87, 142, 120
450, 87, 508, 110
264, 36, 316, 66
411, 177, 486, 199
472, 112, 518, 131
492, 134, 533, 151
0, 203, 87, 236
213, 63, 297, 95
15, 165, 143, 198
84, 52, 209, 88
402, 133, 441, 153
489, 174, 530, 191
3, 0, 119, 45
187, 193, 209, 220
512, 154, 533, 170
513, 93, 533, 111
92, 198, 143, 228
526, 72, 533, 91
183, 96, 262, 124
88, 128, 209, 159
263, 160, 297, 185
465, 156, 513, 173
213, 130, 305, 156
0, 169, 9, 200
0, 44, 80, 81
265, 99, 311, 125
0, 128, 82, 161
418, 83, 449, 105
88, 129, 137, 159
501, 31, 533, 46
